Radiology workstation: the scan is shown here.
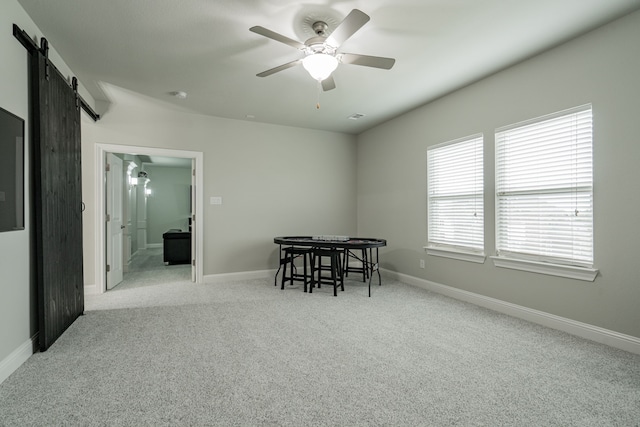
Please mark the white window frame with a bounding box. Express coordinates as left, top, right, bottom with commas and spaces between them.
492, 105, 598, 281
426, 134, 485, 264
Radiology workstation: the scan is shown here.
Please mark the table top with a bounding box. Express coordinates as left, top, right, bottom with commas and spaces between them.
274, 236, 387, 249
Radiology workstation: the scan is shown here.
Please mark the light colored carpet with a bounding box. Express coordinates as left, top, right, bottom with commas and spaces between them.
1, 260, 639, 426
114, 247, 191, 291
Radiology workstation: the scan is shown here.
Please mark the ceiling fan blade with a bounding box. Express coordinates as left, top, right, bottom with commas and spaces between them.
339, 53, 396, 70
249, 26, 306, 50
256, 59, 302, 77
326, 9, 370, 48
321, 76, 336, 91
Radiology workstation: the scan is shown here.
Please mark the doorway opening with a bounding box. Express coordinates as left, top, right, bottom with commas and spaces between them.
95, 143, 204, 293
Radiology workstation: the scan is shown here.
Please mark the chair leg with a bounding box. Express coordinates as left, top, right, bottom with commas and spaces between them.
332, 257, 337, 297
343, 249, 349, 279
309, 253, 316, 293
303, 251, 308, 293
362, 248, 368, 281
316, 255, 322, 289
338, 252, 344, 292
289, 255, 295, 287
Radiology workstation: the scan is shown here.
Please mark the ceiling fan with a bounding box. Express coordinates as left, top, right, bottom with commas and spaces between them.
250, 9, 395, 91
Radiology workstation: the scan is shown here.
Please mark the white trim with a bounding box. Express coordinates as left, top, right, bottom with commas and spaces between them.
84, 283, 99, 296
95, 143, 204, 293
381, 269, 640, 355
428, 132, 484, 151
425, 246, 486, 264
94, 145, 104, 293
0, 334, 37, 385
495, 103, 592, 133
204, 269, 276, 283
146, 243, 163, 249
490, 256, 598, 281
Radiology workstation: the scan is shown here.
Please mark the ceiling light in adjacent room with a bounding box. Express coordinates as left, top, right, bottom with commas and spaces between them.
170, 91, 188, 99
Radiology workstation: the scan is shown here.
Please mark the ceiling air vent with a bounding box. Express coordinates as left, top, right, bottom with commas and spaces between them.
347, 113, 366, 120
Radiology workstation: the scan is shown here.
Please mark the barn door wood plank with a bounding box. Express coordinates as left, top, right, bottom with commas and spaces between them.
32, 50, 84, 352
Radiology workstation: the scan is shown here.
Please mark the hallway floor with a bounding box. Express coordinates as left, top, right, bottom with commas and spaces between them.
112, 248, 191, 291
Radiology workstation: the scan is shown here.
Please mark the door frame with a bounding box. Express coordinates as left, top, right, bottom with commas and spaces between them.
95, 143, 204, 293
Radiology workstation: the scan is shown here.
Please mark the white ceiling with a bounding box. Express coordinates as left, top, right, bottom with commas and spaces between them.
139, 155, 192, 169
17, 0, 640, 134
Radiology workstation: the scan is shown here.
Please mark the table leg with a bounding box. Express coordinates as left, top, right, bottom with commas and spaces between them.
375, 247, 382, 286
274, 244, 283, 286
366, 247, 381, 297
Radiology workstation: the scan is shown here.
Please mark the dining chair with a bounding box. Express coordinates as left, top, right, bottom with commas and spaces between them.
343, 248, 369, 282
310, 247, 344, 296
280, 246, 313, 292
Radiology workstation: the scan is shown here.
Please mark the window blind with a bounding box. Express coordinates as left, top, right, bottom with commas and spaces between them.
427, 135, 484, 252
495, 105, 593, 266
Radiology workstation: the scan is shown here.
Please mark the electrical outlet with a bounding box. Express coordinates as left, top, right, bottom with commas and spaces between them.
420, 259, 425, 269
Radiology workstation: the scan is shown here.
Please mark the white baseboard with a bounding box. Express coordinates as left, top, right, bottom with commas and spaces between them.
0, 334, 38, 385
84, 283, 99, 296
146, 243, 162, 249
204, 263, 365, 284
204, 269, 276, 283
381, 269, 640, 355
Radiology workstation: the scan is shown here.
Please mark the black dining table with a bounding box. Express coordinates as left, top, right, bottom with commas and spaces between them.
274, 236, 387, 296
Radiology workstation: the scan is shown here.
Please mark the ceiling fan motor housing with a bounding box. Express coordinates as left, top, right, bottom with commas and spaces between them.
312, 21, 329, 36
304, 36, 335, 56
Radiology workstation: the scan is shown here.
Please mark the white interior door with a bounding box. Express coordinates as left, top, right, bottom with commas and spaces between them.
106, 153, 124, 290
191, 159, 196, 282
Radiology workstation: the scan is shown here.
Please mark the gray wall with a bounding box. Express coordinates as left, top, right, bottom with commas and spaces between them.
81, 84, 358, 276
357, 10, 640, 338
144, 164, 192, 244
0, 0, 31, 374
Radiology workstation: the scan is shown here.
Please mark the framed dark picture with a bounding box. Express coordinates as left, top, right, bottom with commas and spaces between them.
0, 106, 25, 232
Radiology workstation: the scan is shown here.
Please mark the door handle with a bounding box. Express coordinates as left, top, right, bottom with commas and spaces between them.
121, 225, 126, 229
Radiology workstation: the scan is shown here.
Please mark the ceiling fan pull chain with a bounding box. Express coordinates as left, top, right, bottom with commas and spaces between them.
316, 80, 322, 109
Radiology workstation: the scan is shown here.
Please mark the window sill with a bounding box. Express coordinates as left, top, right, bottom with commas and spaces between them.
490, 256, 598, 282
424, 246, 486, 264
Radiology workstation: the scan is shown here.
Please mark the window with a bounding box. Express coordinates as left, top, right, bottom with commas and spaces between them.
494, 105, 597, 281
427, 134, 484, 263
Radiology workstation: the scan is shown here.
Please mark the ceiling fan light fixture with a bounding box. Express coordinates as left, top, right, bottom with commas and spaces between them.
302, 53, 338, 81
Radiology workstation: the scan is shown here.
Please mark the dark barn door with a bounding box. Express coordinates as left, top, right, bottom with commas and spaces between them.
32, 49, 84, 351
